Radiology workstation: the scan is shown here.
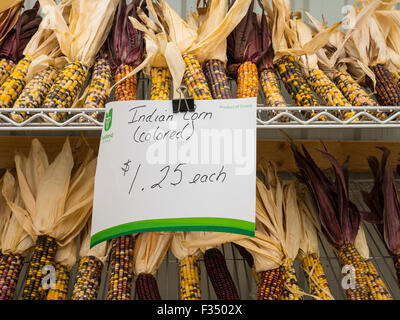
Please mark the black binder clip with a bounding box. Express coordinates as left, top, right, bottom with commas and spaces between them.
172, 86, 195, 113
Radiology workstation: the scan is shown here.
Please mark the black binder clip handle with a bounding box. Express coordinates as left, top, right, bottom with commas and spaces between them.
172, 86, 195, 113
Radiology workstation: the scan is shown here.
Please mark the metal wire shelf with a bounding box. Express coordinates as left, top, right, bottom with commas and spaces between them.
0, 106, 399, 131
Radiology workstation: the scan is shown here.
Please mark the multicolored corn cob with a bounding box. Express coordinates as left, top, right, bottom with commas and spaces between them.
281, 263, 302, 300
260, 68, 286, 107
336, 243, 371, 300
135, 273, 161, 300
302, 253, 333, 300
203, 59, 232, 99
0, 58, 15, 86
115, 64, 137, 101
21, 235, 57, 300
277, 56, 320, 108
72, 256, 103, 300
0, 253, 24, 300
80, 58, 111, 121
364, 260, 392, 300
107, 235, 134, 300
394, 255, 400, 287
257, 266, 285, 300
368, 64, 400, 106
150, 67, 171, 100
203, 248, 240, 300
44, 60, 88, 121
46, 263, 70, 300
393, 72, 400, 88
237, 61, 259, 98
180, 255, 201, 300
333, 71, 377, 107
183, 53, 212, 100
0, 56, 32, 109
11, 66, 58, 123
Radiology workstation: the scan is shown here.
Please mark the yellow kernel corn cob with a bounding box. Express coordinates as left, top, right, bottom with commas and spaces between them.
333, 71, 377, 107
260, 68, 286, 107
150, 67, 171, 100
0, 56, 32, 108
46, 263, 70, 300
115, 64, 137, 101
72, 256, 103, 300
45, 60, 88, 122
180, 255, 201, 300
257, 266, 285, 300
22, 235, 57, 300
183, 53, 212, 100
302, 253, 334, 300
80, 58, 111, 122
237, 61, 259, 98
276, 55, 319, 113
364, 260, 392, 300
11, 66, 58, 123
0, 58, 15, 86
281, 263, 303, 300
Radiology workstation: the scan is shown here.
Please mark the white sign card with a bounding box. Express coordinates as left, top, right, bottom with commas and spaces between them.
91, 98, 256, 247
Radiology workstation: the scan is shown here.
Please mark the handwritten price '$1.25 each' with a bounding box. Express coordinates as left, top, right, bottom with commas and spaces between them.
121, 161, 227, 195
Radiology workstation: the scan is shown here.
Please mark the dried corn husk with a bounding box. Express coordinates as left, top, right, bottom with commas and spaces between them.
4, 138, 96, 247
0, 2, 42, 63
0, 1, 22, 13
354, 225, 370, 260
170, 232, 202, 261
39, 0, 119, 68
0, 2, 22, 47
189, 0, 252, 64
133, 232, 172, 275
54, 236, 77, 270
266, 0, 339, 63
79, 219, 109, 264
0, 171, 33, 256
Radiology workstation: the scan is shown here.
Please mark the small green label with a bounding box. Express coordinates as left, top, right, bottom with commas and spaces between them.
104, 108, 113, 131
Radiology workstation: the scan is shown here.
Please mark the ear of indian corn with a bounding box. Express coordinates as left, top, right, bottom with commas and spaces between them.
11, 66, 58, 123
0, 253, 24, 300
80, 58, 111, 121
0, 56, 32, 109
115, 64, 137, 101
333, 71, 377, 107
180, 254, 201, 300
107, 235, 134, 300
260, 68, 286, 107
44, 60, 88, 121
21, 235, 57, 300
135, 273, 161, 300
336, 243, 371, 300
364, 260, 392, 300
203, 247, 240, 300
237, 61, 259, 98
368, 64, 400, 106
203, 59, 232, 99
183, 53, 212, 100
257, 266, 285, 300
277, 56, 320, 108
0, 58, 15, 86
150, 67, 171, 100
46, 263, 70, 300
302, 253, 333, 300
72, 256, 103, 300
281, 263, 302, 300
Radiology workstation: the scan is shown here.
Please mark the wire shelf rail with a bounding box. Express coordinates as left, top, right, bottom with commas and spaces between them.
0, 106, 398, 131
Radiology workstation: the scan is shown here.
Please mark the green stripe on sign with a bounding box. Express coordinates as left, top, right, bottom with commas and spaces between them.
90, 217, 255, 247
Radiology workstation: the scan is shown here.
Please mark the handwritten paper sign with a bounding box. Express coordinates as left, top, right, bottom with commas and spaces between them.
91, 98, 257, 247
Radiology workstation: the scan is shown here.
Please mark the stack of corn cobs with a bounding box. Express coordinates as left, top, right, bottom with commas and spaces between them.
0, 0, 400, 301
0, 0, 400, 124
